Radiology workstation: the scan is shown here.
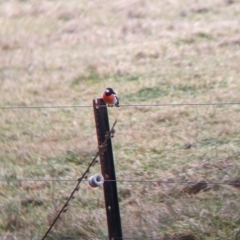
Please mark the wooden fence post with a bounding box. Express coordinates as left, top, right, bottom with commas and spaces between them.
93, 98, 123, 240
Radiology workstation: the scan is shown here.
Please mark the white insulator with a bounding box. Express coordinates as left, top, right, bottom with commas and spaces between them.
88, 173, 104, 188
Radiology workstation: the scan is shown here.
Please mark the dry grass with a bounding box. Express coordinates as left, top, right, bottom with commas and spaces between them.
1, 0, 240, 239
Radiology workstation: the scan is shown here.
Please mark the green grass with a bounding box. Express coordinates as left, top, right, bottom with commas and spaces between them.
125, 86, 168, 102
1, 0, 240, 239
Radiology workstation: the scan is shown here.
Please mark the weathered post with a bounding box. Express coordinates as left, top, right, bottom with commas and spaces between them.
93, 98, 123, 240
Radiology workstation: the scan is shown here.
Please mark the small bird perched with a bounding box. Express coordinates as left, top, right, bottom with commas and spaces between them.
102, 87, 119, 107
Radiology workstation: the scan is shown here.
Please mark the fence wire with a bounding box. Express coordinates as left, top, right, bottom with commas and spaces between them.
0, 101, 240, 110
1, 102, 240, 240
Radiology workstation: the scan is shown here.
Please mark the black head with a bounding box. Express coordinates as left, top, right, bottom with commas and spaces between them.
105, 87, 115, 96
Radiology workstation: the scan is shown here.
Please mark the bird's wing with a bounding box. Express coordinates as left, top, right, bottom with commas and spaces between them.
115, 94, 120, 106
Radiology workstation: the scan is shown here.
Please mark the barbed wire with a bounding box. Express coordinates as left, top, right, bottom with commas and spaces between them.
41, 120, 117, 240
1, 102, 240, 110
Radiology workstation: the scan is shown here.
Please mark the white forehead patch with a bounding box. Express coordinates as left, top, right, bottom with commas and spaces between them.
105, 89, 110, 93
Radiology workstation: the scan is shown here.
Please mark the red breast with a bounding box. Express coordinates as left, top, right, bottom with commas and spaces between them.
103, 93, 115, 104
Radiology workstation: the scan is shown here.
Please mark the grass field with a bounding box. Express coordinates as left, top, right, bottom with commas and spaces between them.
1, 0, 240, 239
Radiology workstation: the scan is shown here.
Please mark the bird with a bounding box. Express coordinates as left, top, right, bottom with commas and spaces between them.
102, 87, 119, 107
